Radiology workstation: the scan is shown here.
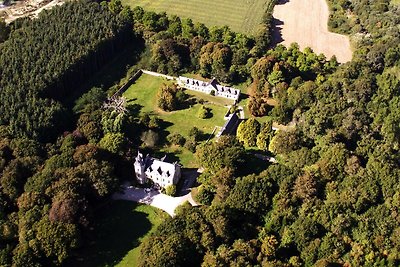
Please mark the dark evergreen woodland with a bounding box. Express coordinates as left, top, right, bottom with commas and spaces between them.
0, 1, 130, 141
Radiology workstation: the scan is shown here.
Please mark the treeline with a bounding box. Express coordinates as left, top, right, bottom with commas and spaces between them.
327, 0, 399, 37
131, 4, 287, 83
0, 0, 131, 141
0, 1, 141, 266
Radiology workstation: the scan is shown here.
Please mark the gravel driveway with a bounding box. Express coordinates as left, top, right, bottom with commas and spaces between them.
113, 184, 198, 217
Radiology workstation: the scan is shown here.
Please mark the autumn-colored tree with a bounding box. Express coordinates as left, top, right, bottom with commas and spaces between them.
236, 118, 261, 147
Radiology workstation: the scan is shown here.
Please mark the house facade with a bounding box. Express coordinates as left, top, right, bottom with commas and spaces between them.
177, 76, 240, 101
134, 152, 181, 188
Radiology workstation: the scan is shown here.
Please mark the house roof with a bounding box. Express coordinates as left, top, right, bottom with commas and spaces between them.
179, 76, 240, 97
146, 158, 178, 178
136, 152, 180, 179
220, 113, 240, 136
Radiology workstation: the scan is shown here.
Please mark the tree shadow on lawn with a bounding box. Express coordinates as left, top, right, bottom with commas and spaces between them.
151, 150, 181, 163
156, 119, 174, 144
126, 102, 142, 117
70, 201, 153, 267
65, 37, 145, 107
173, 95, 198, 111
236, 152, 270, 176
239, 92, 250, 102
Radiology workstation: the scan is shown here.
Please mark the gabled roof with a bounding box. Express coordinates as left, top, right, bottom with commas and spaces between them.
136, 151, 179, 178
219, 113, 240, 136
208, 78, 218, 89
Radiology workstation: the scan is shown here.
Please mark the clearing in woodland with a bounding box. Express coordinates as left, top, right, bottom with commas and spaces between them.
120, 0, 272, 35
123, 74, 228, 167
272, 0, 352, 63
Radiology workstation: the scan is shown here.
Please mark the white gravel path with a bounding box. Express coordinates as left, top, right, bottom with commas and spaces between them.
112, 185, 198, 217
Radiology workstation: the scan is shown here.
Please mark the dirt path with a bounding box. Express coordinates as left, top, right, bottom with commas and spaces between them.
1, 0, 65, 23
272, 0, 352, 63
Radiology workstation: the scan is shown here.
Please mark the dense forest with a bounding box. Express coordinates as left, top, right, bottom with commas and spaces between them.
0, 1, 137, 265
134, 1, 400, 267
0, 0, 399, 266
0, 1, 131, 141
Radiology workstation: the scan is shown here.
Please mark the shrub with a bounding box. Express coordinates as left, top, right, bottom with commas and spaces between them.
148, 116, 162, 129
184, 138, 197, 153
197, 105, 211, 119
195, 185, 214, 205
141, 130, 159, 148
188, 127, 202, 142
165, 185, 177, 196
167, 133, 186, 146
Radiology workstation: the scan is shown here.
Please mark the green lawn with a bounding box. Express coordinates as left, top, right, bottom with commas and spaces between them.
121, 0, 272, 35
71, 201, 167, 267
123, 73, 228, 167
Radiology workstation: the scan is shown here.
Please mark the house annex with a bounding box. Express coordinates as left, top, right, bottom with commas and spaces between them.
177, 76, 240, 101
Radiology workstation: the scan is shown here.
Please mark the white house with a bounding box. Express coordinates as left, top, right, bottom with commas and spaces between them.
177, 76, 240, 101
134, 152, 181, 189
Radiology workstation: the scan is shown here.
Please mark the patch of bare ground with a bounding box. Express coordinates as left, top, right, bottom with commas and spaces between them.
272, 0, 352, 63
0, 0, 65, 23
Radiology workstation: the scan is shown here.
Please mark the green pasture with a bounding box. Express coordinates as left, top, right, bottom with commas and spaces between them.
121, 0, 272, 35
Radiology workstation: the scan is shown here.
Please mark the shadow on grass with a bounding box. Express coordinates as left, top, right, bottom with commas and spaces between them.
69, 201, 152, 267
236, 152, 270, 176
154, 119, 174, 145
65, 36, 145, 107
127, 102, 142, 117
238, 92, 250, 102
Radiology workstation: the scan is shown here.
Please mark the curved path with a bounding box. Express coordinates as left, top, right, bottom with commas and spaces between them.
272, 0, 352, 63
113, 184, 198, 217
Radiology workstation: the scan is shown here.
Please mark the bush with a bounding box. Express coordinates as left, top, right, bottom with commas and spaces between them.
195, 185, 214, 205
167, 133, 186, 146
148, 116, 162, 129
184, 138, 197, 153
165, 184, 177, 196
188, 127, 202, 142
197, 105, 211, 119
141, 130, 159, 148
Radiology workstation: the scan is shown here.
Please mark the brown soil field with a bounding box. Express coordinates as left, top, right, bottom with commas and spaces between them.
272, 0, 352, 63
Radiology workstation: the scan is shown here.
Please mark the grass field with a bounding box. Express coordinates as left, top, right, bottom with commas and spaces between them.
72, 201, 167, 267
123, 74, 228, 167
121, 0, 271, 35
